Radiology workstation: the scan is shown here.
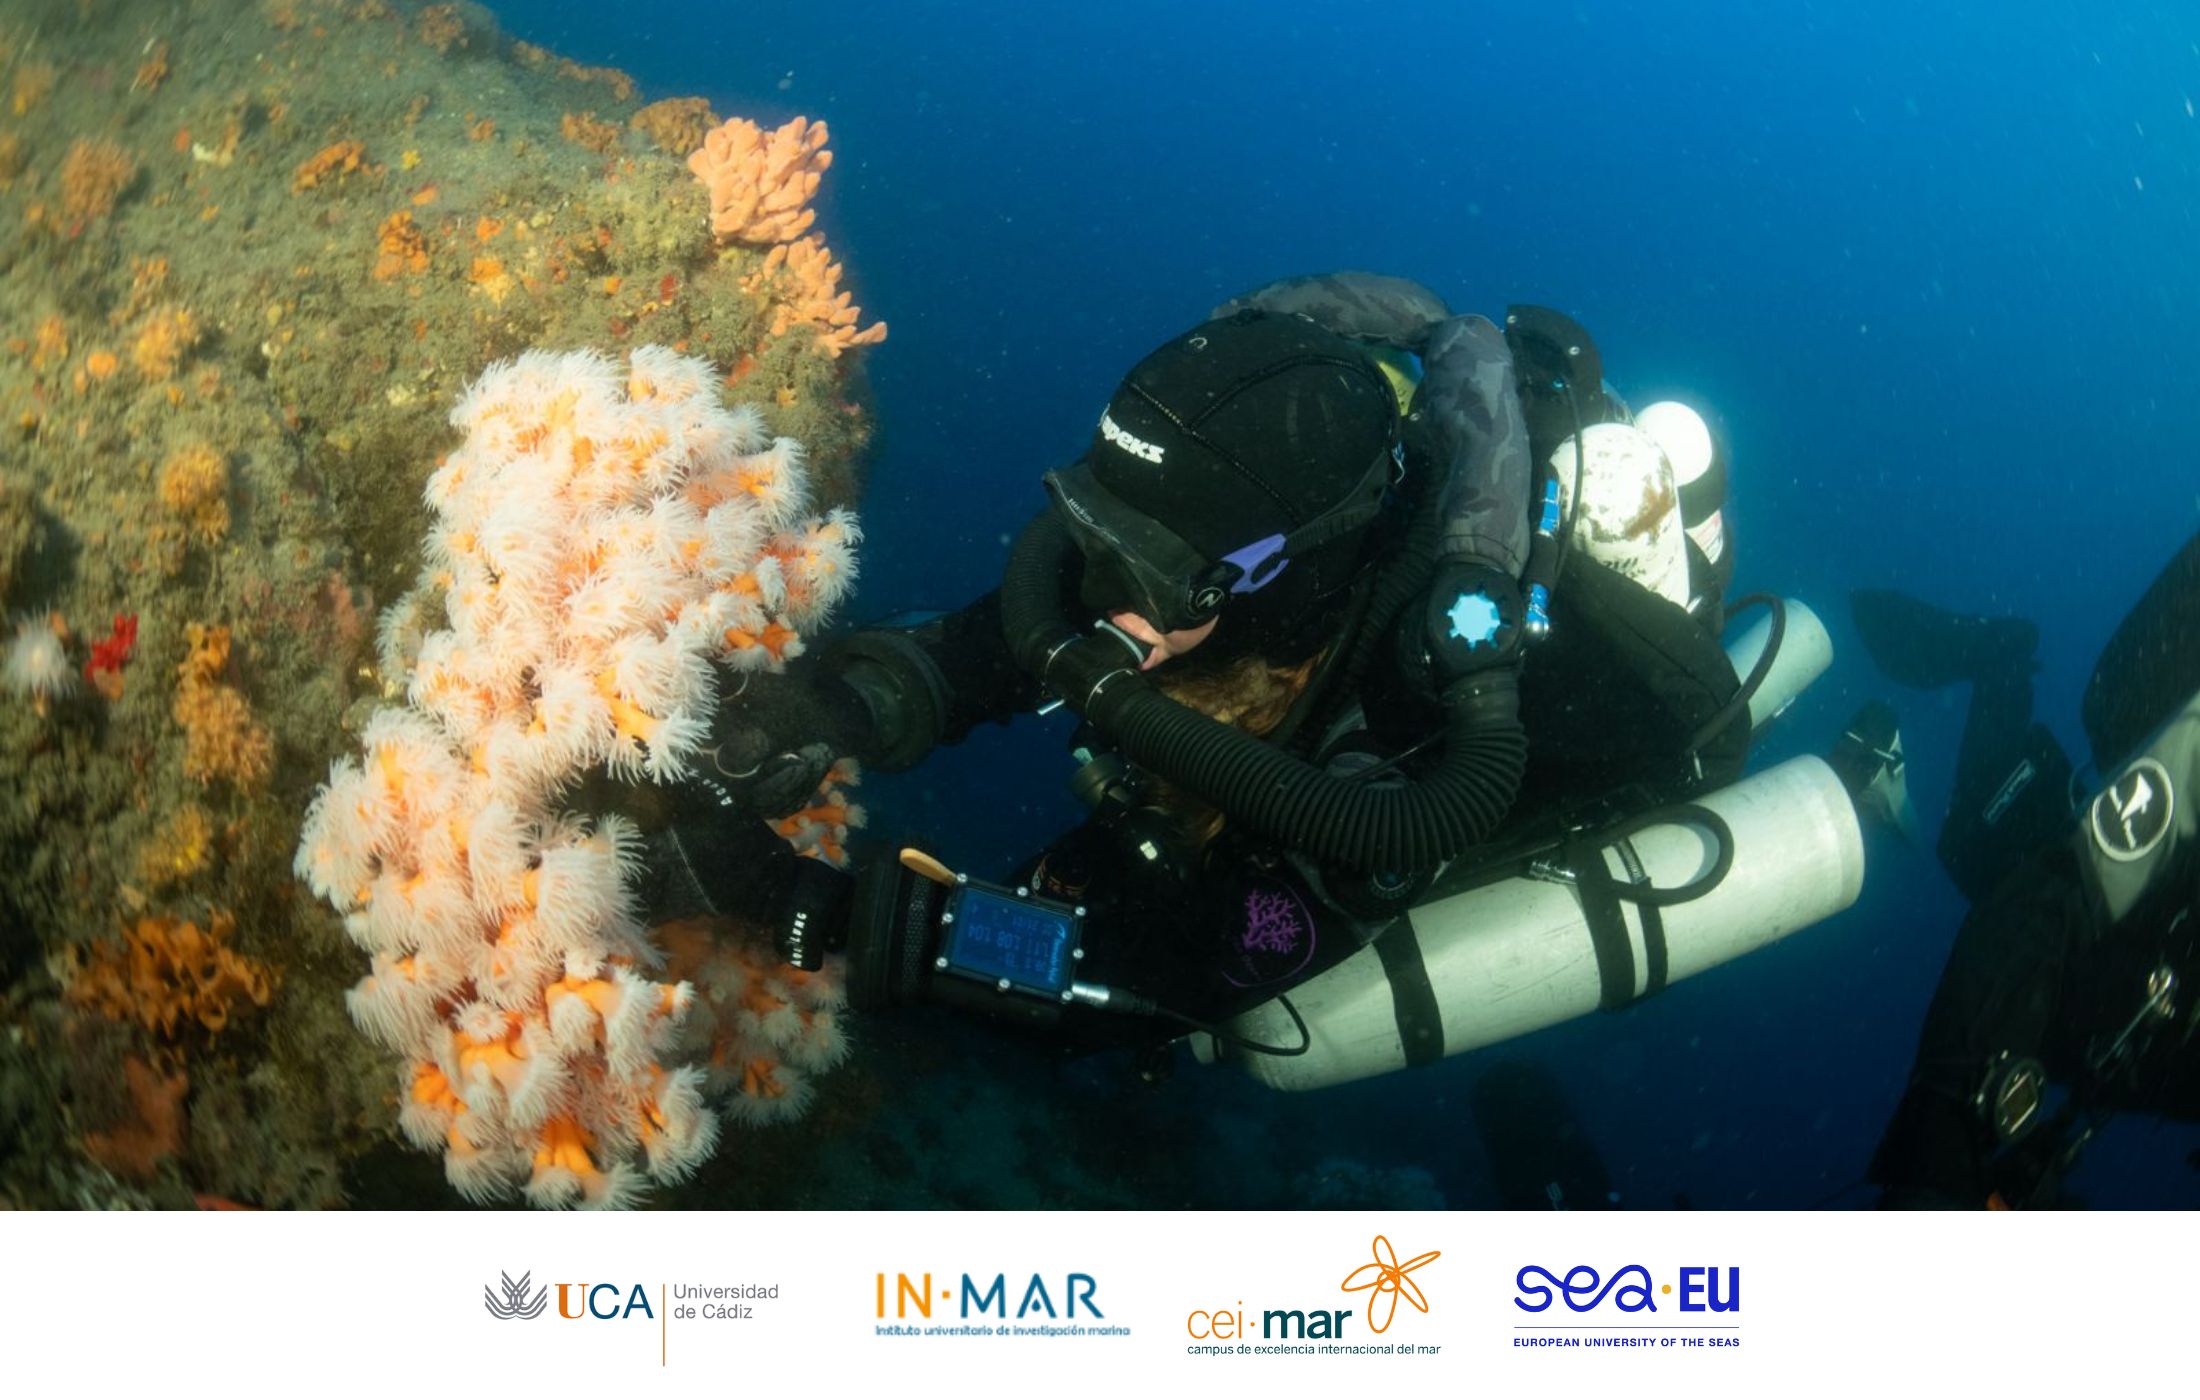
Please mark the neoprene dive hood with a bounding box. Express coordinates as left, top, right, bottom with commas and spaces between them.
1044, 309, 1404, 660
1002, 309, 1531, 874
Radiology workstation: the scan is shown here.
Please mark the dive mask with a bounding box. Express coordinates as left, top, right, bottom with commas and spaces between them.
1042, 438, 1400, 637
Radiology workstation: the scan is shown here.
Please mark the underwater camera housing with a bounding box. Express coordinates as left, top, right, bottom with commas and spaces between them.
839, 854, 1091, 1026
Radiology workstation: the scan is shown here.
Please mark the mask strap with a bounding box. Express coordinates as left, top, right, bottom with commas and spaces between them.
1222, 534, 1289, 594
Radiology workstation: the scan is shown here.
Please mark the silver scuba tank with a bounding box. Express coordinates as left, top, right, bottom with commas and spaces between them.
1193, 754, 1864, 1090
1195, 557, 1843, 1089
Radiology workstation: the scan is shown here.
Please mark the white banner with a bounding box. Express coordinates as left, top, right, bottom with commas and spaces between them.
2, 1210, 2190, 1396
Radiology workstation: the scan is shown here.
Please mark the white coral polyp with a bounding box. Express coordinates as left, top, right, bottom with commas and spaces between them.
296, 346, 860, 1209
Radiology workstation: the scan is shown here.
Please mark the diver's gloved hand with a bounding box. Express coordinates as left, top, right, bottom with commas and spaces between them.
696, 662, 872, 818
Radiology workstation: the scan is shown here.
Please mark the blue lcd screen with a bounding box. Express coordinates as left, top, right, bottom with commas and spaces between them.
942, 888, 1075, 995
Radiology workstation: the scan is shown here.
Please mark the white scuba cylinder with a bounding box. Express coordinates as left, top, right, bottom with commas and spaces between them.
1549, 422, 1691, 610
1724, 599, 1833, 731
1635, 401, 1726, 589
1198, 756, 1865, 1092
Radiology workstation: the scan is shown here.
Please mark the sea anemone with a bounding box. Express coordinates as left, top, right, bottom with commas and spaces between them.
5, 614, 74, 702
722, 1058, 814, 1126
300, 345, 858, 1207
785, 1009, 853, 1073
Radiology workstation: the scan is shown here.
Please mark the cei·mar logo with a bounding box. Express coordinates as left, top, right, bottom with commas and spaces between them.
1341, 1234, 1440, 1334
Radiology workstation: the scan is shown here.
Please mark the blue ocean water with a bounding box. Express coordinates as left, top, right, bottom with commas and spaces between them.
499, 0, 2200, 1207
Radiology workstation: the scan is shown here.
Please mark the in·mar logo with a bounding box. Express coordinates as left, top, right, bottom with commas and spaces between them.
484, 1271, 547, 1320
1341, 1234, 1440, 1334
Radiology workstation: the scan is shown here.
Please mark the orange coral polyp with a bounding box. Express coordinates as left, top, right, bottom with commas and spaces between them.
741, 1057, 785, 1100
724, 620, 797, 659
374, 742, 407, 794
535, 1115, 600, 1178
455, 1021, 528, 1081
545, 972, 619, 1022
779, 801, 851, 830
593, 670, 661, 743
411, 1062, 461, 1112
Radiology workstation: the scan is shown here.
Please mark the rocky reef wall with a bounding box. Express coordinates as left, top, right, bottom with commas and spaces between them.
0, 0, 881, 1207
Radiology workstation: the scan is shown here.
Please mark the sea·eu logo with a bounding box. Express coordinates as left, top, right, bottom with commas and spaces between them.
1514, 1265, 1740, 1314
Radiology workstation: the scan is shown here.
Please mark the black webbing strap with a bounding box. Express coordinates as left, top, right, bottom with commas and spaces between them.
1562, 802, 1737, 1013
1567, 835, 1638, 1011
1565, 834, 1674, 1010
1375, 921, 1446, 1066
1611, 836, 1671, 998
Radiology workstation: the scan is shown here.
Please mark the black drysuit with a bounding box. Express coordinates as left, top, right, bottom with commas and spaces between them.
1870, 530, 2200, 1206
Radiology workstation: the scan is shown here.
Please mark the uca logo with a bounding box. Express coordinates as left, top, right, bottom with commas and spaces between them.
484, 1270, 548, 1320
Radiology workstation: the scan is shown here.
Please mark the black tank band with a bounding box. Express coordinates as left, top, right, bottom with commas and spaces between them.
1569, 835, 1638, 1011
1375, 921, 1446, 1067
1612, 836, 1671, 998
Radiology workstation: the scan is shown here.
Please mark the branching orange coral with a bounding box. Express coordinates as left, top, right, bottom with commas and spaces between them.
559, 111, 621, 155
293, 140, 368, 192
60, 139, 138, 223
124, 256, 171, 320
758, 237, 888, 358
374, 210, 429, 280
174, 623, 273, 788
558, 59, 635, 101
67, 910, 276, 1039
417, 4, 468, 53
631, 98, 715, 157
657, 917, 851, 1127
158, 443, 229, 542
687, 116, 831, 246
133, 305, 200, 380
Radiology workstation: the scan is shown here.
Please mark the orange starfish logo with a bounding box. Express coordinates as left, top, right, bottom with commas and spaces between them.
1340, 1234, 1440, 1334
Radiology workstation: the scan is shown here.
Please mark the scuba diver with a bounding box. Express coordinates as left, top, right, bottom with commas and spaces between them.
1856, 529, 2200, 1207
641, 270, 1867, 1082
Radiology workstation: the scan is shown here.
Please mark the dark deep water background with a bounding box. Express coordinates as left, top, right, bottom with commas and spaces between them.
496, 0, 2200, 1207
